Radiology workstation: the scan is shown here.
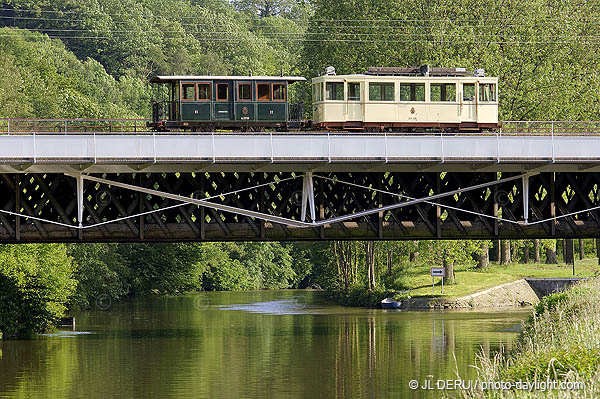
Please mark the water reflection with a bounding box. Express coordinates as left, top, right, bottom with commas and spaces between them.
0, 291, 529, 399
432, 319, 446, 352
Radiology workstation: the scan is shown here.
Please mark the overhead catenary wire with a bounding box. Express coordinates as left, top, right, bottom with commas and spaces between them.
1, 6, 599, 24
1, 6, 599, 45
5, 25, 600, 41
0, 29, 598, 45
0, 13, 595, 30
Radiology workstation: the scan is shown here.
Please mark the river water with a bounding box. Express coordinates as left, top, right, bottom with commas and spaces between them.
0, 290, 529, 399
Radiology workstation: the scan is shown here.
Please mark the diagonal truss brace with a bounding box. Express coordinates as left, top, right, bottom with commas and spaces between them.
63, 172, 538, 229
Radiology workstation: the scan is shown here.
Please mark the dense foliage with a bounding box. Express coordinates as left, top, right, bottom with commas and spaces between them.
0, 244, 77, 338
0, 0, 599, 336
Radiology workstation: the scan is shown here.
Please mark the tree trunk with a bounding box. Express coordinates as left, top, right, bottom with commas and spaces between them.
511, 241, 519, 262
333, 241, 352, 291
579, 238, 585, 260
409, 251, 419, 263
500, 240, 511, 265
534, 239, 540, 263
524, 244, 530, 264
443, 257, 455, 285
478, 242, 489, 269
496, 240, 501, 263
365, 241, 376, 291
546, 241, 558, 264
564, 239, 574, 265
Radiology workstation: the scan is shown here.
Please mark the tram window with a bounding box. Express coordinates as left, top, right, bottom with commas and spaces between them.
463, 83, 475, 101
313, 83, 322, 102
257, 83, 270, 101
479, 83, 496, 102
181, 83, 195, 101
348, 83, 361, 101
273, 83, 286, 100
238, 84, 251, 101
198, 83, 210, 100
430, 83, 456, 102
326, 82, 344, 100
369, 83, 394, 101
399, 83, 425, 102
216, 83, 229, 101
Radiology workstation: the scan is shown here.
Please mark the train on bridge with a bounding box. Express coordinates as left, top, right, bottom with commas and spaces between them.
149, 66, 499, 133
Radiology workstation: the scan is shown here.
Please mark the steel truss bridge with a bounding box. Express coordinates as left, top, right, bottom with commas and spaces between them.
2, 119, 600, 242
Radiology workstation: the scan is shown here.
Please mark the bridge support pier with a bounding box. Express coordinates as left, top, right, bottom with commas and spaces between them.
522, 175, 529, 224
301, 172, 316, 222
76, 174, 84, 228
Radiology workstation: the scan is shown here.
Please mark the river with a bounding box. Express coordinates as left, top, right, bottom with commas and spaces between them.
0, 290, 529, 399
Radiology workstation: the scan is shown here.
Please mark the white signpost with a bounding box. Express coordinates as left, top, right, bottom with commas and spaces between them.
430, 267, 445, 294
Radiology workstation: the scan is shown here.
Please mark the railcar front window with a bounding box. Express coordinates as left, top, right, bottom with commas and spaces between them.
273, 84, 286, 100
399, 83, 425, 102
463, 83, 475, 101
238, 84, 251, 101
313, 83, 322, 102
258, 83, 270, 101
479, 83, 496, 102
326, 82, 344, 100
369, 83, 394, 101
182, 83, 195, 101
198, 83, 210, 100
430, 83, 456, 102
348, 83, 361, 101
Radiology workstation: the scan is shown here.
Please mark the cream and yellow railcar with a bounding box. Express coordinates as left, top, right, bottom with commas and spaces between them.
311, 67, 499, 131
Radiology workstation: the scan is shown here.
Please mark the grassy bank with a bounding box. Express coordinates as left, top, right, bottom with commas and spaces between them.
454, 277, 600, 398
393, 258, 598, 300
332, 258, 599, 307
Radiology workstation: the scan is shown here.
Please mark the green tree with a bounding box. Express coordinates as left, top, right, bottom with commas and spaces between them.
199, 243, 252, 291
68, 243, 130, 309
118, 243, 203, 295
0, 244, 77, 338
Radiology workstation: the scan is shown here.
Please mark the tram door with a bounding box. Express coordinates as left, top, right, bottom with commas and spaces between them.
346, 82, 363, 122
460, 83, 477, 122
214, 82, 233, 120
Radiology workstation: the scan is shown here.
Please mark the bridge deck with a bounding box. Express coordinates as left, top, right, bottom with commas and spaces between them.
0, 120, 599, 241
0, 131, 600, 173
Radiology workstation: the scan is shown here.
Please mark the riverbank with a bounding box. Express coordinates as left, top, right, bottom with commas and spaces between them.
334, 258, 598, 309
455, 277, 600, 398
399, 259, 597, 299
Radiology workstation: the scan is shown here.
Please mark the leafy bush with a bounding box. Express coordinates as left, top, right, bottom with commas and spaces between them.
533, 291, 569, 316
332, 284, 393, 308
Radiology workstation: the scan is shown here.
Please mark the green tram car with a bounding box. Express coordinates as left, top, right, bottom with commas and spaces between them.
149, 75, 306, 131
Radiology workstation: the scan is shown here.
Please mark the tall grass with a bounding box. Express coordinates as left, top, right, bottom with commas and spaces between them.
456, 278, 600, 399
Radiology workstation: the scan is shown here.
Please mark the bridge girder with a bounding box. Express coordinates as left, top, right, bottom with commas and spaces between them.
0, 171, 599, 242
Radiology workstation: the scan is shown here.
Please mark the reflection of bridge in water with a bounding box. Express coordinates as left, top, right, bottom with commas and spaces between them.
2, 119, 600, 242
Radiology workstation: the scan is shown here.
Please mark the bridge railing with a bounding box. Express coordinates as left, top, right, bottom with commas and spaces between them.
2, 119, 600, 136
0, 119, 150, 134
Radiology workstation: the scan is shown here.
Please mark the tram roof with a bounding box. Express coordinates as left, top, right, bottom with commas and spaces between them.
151, 75, 306, 83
